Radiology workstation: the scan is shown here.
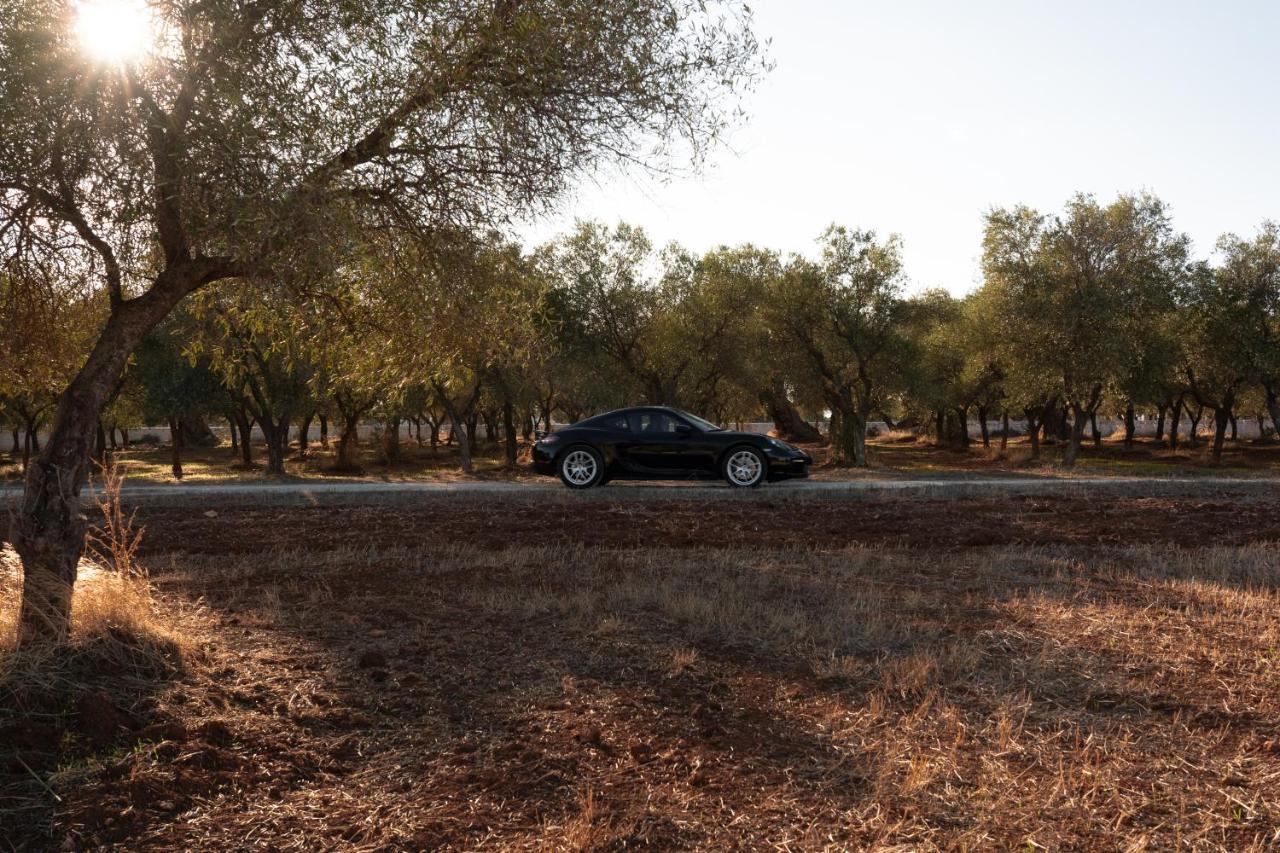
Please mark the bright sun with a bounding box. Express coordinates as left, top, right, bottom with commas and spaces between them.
74, 0, 156, 64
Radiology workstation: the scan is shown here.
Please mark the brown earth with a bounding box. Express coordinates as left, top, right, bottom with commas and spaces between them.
3, 496, 1280, 849
132, 493, 1280, 556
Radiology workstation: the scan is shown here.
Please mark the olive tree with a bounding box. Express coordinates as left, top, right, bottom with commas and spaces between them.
1, 0, 763, 644
767, 226, 908, 466
982, 193, 1188, 466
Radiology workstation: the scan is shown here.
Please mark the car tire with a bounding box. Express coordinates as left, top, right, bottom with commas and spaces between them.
722, 446, 766, 488
558, 445, 605, 489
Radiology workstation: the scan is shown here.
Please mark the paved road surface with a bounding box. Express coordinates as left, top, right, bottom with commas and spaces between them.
2, 476, 1277, 504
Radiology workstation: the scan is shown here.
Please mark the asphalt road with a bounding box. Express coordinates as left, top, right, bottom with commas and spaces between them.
2, 476, 1277, 505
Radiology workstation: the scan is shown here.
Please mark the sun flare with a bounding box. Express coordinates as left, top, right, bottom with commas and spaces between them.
74, 0, 156, 64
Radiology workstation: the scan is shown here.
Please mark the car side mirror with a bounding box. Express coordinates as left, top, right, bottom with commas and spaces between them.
674, 424, 693, 437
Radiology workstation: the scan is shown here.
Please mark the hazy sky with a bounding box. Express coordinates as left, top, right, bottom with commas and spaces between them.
521, 1, 1280, 294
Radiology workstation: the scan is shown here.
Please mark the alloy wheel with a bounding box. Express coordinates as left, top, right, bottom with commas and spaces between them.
726, 449, 763, 486
562, 449, 598, 486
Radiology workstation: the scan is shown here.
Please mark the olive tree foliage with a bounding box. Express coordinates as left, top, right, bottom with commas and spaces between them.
132, 315, 225, 478
765, 226, 908, 466
0, 0, 764, 644
1212, 225, 1280, 438
981, 193, 1189, 466
1182, 226, 1280, 461
540, 223, 792, 426
671, 244, 808, 430
0, 269, 98, 465
897, 290, 1003, 448
538, 222, 671, 404
187, 288, 322, 476
363, 232, 550, 473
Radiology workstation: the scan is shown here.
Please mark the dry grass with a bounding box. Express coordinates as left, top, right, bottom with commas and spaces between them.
5, 483, 1280, 849
3, 531, 1266, 850
1, 462, 183, 695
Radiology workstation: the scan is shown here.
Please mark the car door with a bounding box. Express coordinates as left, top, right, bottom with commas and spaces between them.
623, 410, 709, 475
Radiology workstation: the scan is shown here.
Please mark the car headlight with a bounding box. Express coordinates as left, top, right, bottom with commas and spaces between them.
765, 437, 795, 452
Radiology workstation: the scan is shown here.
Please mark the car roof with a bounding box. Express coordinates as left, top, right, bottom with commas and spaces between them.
577, 406, 683, 424
589, 406, 679, 419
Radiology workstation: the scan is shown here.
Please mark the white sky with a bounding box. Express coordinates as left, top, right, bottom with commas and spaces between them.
520, 0, 1280, 295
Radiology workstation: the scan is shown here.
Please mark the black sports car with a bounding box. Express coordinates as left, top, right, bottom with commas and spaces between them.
531, 406, 811, 489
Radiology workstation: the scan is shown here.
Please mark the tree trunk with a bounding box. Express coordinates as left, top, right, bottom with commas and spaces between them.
486, 409, 501, 447
167, 415, 184, 479
238, 416, 254, 466
95, 420, 108, 463
934, 410, 945, 445
382, 416, 402, 464
319, 414, 329, 447
10, 286, 186, 645
1188, 405, 1203, 447
232, 409, 254, 465
1062, 404, 1089, 467
438, 390, 474, 474
229, 416, 240, 455
1211, 404, 1232, 464
9, 428, 19, 457
298, 412, 314, 458
1169, 395, 1184, 451
336, 415, 362, 470
428, 418, 440, 454
1266, 387, 1280, 442
1229, 411, 1238, 442
1123, 401, 1136, 448
264, 419, 289, 476
1090, 410, 1102, 448
760, 383, 822, 443
120, 427, 131, 449
180, 415, 217, 447
1000, 410, 1010, 451
954, 407, 970, 449
502, 398, 518, 468
1024, 407, 1042, 460
465, 414, 478, 450
1155, 404, 1167, 444
828, 397, 868, 466
977, 405, 990, 449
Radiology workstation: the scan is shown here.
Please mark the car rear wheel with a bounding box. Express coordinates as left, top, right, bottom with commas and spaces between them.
558, 446, 605, 489
723, 447, 765, 488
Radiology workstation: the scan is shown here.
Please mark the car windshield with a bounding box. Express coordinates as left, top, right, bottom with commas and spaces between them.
677, 410, 723, 432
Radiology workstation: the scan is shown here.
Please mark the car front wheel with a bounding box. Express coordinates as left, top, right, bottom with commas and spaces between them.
723, 447, 766, 488
558, 446, 605, 489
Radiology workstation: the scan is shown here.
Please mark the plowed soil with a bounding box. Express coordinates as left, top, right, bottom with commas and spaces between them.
134, 493, 1280, 556
4, 494, 1280, 850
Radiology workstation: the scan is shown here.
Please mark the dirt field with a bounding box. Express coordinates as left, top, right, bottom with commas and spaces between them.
4, 493, 1280, 849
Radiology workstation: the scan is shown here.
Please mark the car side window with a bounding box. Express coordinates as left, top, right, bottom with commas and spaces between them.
601, 414, 630, 431
630, 411, 681, 434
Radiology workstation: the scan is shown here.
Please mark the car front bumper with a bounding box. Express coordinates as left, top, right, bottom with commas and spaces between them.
531, 441, 559, 475
765, 448, 811, 480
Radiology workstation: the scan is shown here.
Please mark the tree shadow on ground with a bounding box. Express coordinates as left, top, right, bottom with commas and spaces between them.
37, 535, 1279, 849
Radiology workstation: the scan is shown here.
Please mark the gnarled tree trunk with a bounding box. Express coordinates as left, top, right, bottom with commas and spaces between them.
760, 382, 821, 444
10, 271, 206, 645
